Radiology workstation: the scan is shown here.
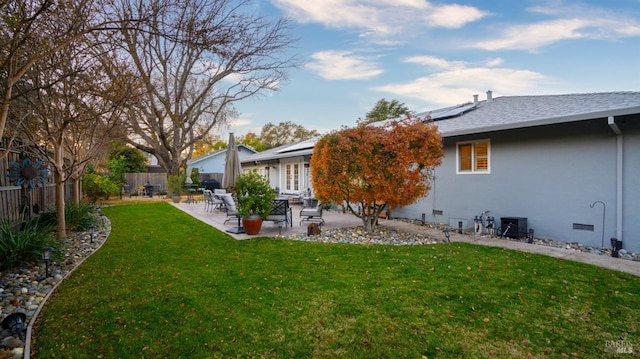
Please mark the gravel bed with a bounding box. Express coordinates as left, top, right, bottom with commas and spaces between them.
285, 226, 445, 245
0, 215, 110, 359
396, 218, 640, 262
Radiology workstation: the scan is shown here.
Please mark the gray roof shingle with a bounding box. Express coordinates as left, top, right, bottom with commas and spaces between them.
242, 92, 640, 163
241, 137, 318, 163
429, 92, 640, 137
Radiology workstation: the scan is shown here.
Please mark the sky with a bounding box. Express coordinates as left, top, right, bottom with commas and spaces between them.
227, 0, 640, 137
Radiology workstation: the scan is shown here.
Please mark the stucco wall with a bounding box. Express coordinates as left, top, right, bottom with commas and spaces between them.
394, 118, 639, 252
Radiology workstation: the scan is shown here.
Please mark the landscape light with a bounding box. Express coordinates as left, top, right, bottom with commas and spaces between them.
89, 224, 96, 243
2, 313, 27, 340
41, 246, 53, 277
442, 228, 451, 242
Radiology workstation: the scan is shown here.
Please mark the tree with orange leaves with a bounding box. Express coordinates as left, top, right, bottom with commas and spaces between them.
311, 115, 443, 231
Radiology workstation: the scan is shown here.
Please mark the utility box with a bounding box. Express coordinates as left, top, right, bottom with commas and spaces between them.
500, 217, 528, 239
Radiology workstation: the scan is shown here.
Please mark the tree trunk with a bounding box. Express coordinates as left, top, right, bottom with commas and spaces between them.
71, 176, 82, 205
362, 214, 377, 232
54, 144, 67, 239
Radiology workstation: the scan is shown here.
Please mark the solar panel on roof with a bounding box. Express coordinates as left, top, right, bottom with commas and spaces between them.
431, 103, 476, 120
274, 138, 317, 153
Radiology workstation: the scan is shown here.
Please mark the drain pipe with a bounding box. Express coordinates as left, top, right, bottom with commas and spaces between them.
607, 116, 623, 242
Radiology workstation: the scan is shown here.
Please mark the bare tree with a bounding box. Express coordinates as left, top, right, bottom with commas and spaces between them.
0, 0, 151, 151
109, 0, 299, 175
18, 39, 129, 238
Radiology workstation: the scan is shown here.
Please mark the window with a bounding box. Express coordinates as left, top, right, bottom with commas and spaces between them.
457, 139, 490, 174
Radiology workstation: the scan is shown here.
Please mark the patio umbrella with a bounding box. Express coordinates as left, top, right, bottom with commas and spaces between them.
222, 133, 244, 233
184, 165, 194, 203
221, 133, 242, 189
185, 165, 193, 185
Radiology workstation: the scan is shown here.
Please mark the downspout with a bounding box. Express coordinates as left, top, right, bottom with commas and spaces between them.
607, 116, 623, 242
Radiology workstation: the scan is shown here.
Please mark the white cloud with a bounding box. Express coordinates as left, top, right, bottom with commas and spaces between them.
426, 4, 486, 29
403, 56, 466, 70
484, 57, 503, 67
474, 18, 588, 51
306, 50, 383, 80
473, 3, 640, 51
373, 60, 546, 107
230, 117, 252, 127
271, 0, 486, 40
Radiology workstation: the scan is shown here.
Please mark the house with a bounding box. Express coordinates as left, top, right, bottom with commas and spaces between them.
391, 91, 640, 253
188, 144, 257, 174
240, 137, 317, 197
238, 91, 640, 253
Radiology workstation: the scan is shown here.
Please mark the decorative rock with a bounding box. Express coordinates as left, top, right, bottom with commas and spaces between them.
0, 214, 111, 359
2, 337, 22, 349
397, 218, 640, 262
285, 226, 448, 246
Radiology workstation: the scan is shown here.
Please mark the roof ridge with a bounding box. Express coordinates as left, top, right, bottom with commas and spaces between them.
493, 91, 640, 99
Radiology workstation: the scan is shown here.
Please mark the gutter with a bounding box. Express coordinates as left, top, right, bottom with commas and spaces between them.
608, 116, 623, 242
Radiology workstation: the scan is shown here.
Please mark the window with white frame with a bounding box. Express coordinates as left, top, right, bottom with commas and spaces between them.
457, 139, 490, 174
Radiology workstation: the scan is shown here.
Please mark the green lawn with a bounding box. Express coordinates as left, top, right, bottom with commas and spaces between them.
32, 202, 639, 358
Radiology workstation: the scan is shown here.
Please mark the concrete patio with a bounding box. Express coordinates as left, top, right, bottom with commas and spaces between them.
170, 199, 363, 240
170, 198, 640, 277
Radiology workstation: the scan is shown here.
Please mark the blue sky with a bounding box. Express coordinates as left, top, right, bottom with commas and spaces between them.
228, 0, 640, 137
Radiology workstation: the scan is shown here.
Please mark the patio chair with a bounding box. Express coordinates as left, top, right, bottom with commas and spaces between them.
265, 199, 293, 231
203, 190, 217, 212
220, 193, 240, 224
210, 189, 225, 211
299, 199, 324, 226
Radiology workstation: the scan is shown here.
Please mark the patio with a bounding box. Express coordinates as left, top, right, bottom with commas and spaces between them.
170, 199, 363, 239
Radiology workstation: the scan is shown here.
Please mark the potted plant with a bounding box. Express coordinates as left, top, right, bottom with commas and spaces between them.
168, 175, 182, 203
234, 171, 276, 235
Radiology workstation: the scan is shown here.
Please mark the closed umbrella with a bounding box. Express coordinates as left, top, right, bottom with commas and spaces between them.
222, 133, 244, 233
185, 166, 194, 203
221, 133, 242, 189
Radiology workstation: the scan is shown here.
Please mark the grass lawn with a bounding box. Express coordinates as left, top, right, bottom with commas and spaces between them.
32, 202, 639, 358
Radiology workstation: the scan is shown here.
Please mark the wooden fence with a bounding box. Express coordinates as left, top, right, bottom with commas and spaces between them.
0, 147, 73, 222
122, 172, 223, 196
1, 141, 227, 220
123, 172, 167, 196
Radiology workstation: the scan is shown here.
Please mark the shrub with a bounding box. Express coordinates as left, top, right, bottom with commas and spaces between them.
0, 217, 58, 270
38, 202, 98, 232
235, 171, 276, 218
168, 175, 182, 195
83, 173, 120, 202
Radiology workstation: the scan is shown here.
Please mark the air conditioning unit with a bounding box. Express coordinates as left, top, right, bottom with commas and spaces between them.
500, 217, 527, 239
